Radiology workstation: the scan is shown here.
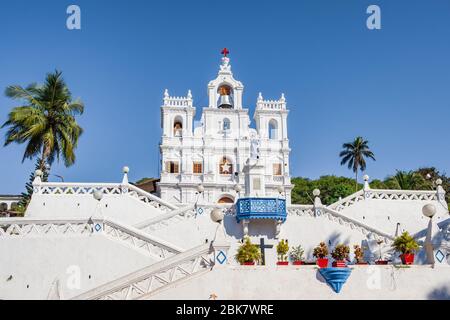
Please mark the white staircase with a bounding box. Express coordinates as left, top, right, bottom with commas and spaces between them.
72, 242, 215, 300
0, 217, 184, 260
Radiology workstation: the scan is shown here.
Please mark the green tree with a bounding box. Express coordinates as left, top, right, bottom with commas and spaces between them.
339, 136, 376, 191
18, 158, 50, 209
386, 170, 427, 190
291, 175, 359, 205
2, 70, 84, 207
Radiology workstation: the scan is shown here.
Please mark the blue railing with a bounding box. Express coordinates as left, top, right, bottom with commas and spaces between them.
236, 198, 287, 223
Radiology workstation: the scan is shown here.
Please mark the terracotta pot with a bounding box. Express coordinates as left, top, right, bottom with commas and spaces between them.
332, 260, 347, 268
242, 262, 255, 266
356, 262, 369, 265
375, 260, 388, 265
277, 261, 289, 266
293, 261, 303, 266
316, 258, 329, 268
400, 254, 415, 265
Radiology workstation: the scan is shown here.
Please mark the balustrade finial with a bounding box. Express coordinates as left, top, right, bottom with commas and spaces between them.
122, 166, 129, 184
258, 92, 263, 102
363, 175, 370, 191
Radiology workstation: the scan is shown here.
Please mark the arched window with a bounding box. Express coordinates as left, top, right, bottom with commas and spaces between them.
218, 196, 234, 204
0, 203, 7, 212
223, 118, 231, 131
219, 156, 233, 175
173, 116, 183, 137
268, 119, 278, 140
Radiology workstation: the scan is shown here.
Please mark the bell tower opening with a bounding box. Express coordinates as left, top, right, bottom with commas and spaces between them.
217, 85, 234, 109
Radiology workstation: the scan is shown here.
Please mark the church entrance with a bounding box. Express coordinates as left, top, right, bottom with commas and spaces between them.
218, 196, 234, 204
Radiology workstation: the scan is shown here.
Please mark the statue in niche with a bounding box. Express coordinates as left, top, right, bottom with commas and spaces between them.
250, 137, 260, 160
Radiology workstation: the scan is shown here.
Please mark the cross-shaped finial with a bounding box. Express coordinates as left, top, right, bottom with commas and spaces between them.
221, 48, 230, 57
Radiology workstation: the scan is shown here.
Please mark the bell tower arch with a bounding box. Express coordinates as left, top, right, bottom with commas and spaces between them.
207, 48, 244, 109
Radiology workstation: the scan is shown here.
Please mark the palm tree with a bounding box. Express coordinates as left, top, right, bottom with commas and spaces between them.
2, 70, 84, 206
391, 170, 426, 190
339, 136, 376, 191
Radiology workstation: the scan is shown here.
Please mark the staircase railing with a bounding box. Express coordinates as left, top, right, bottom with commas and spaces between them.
32, 181, 178, 213
328, 190, 365, 212
322, 207, 394, 243
134, 204, 196, 232
328, 188, 440, 212
0, 217, 183, 260
286, 205, 394, 243
72, 243, 214, 300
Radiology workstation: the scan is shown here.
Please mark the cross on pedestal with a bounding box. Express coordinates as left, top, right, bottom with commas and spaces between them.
258, 238, 273, 266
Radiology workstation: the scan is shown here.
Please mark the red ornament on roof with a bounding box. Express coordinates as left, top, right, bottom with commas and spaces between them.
221, 48, 230, 57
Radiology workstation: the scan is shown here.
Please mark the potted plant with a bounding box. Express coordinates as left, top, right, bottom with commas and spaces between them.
354, 245, 368, 265
276, 239, 289, 265
331, 244, 350, 267
392, 231, 419, 265
290, 245, 305, 265
235, 237, 261, 265
313, 242, 329, 268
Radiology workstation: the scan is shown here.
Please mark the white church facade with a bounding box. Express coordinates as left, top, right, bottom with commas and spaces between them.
0, 51, 449, 300
158, 51, 293, 205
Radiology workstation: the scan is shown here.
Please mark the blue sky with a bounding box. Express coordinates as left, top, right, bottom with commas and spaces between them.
0, 0, 449, 194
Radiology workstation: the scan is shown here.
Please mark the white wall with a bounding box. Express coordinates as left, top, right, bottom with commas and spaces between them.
0, 234, 158, 300
338, 199, 448, 236
26, 194, 164, 225
146, 212, 395, 266
151, 265, 450, 300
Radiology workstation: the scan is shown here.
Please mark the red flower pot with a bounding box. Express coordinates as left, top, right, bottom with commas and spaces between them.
316, 258, 329, 268
293, 261, 303, 266
332, 260, 347, 268
277, 261, 289, 266
242, 262, 255, 266
375, 260, 388, 265
400, 254, 415, 265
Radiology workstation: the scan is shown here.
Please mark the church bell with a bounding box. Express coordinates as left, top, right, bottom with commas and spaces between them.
218, 94, 233, 108
218, 85, 233, 108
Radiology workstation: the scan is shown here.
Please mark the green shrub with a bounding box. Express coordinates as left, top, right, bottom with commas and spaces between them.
289, 245, 305, 262
331, 244, 350, 261
276, 239, 289, 262
353, 245, 365, 263
392, 231, 420, 254
235, 237, 261, 264
313, 242, 329, 259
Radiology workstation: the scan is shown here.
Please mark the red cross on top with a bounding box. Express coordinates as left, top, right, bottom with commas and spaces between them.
221, 48, 230, 57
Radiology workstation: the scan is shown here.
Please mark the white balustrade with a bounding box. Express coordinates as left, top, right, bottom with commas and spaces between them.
0, 217, 183, 260
73, 243, 214, 300
328, 189, 439, 213
32, 181, 178, 213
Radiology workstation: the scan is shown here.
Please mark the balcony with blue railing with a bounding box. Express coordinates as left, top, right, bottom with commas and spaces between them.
236, 198, 287, 223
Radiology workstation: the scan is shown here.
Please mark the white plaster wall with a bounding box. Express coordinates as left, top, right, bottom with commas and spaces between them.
151, 265, 450, 300
147, 213, 390, 266
338, 199, 449, 236
26, 194, 165, 225
0, 234, 158, 300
